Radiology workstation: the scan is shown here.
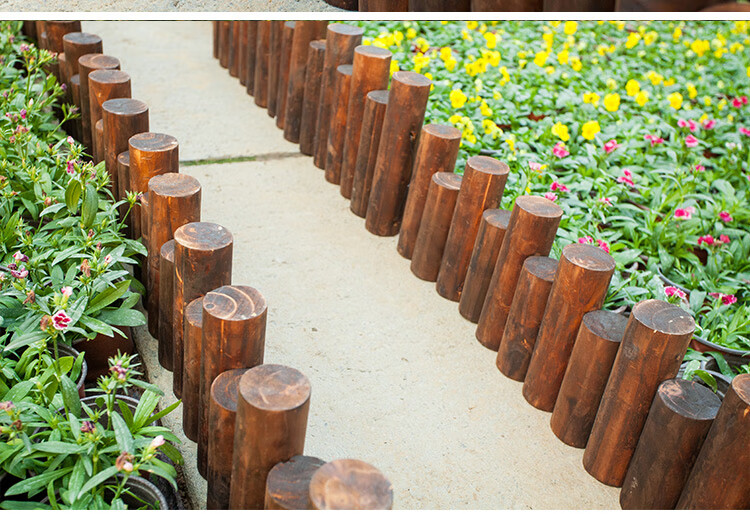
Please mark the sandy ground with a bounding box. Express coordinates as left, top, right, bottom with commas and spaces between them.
1, 0, 344, 11
84, 21, 621, 509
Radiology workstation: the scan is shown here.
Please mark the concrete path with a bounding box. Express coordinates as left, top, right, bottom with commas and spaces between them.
86, 21, 621, 509
3, 0, 343, 11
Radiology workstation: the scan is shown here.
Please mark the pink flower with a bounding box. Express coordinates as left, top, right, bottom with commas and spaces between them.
645, 134, 665, 146
52, 310, 71, 332
550, 181, 569, 192
702, 119, 716, 129
721, 294, 737, 305
685, 135, 700, 147
596, 239, 610, 253
732, 96, 748, 108
543, 192, 558, 202
695, 164, 705, 172
617, 169, 635, 187
665, 286, 687, 300
740, 127, 750, 137
0, 401, 14, 413
103, 255, 112, 265
719, 234, 730, 244
674, 206, 696, 220
698, 234, 716, 246
10, 267, 28, 279
599, 197, 613, 207
552, 142, 570, 158
719, 211, 733, 223
81, 421, 95, 433
61, 286, 73, 297
13, 251, 28, 262
603, 139, 620, 154
66, 160, 75, 174
148, 435, 166, 450
67, 136, 75, 146
709, 292, 721, 299
528, 161, 545, 171
578, 236, 594, 244
677, 119, 697, 131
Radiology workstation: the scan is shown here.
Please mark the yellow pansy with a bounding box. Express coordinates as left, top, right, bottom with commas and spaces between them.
406, 28, 416, 39
505, 137, 516, 153
604, 93, 620, 112
461, 30, 473, 42
606, 78, 617, 90
499, 66, 510, 86
390, 59, 399, 75
581, 120, 601, 141
415, 37, 429, 53
543, 32, 554, 49
643, 31, 658, 45
718, 98, 727, 110
534, 51, 549, 67
646, 70, 663, 86
635, 90, 649, 106
570, 57, 582, 71
663, 77, 675, 87
448, 114, 462, 125
703, 96, 712, 106
483, 119, 502, 139
673, 27, 682, 40
467, 20, 478, 30
487, 51, 501, 67
686, 83, 697, 99
690, 39, 710, 57
730, 42, 744, 53
564, 21, 577, 35
450, 89, 468, 109
393, 31, 404, 44
413, 52, 430, 74
557, 49, 569, 65
747, 66, 750, 78
480, 101, 493, 117
484, 32, 497, 49
626, 79, 640, 97
626, 33, 641, 49
667, 92, 683, 110
551, 122, 570, 142
549, 21, 561, 28
583, 92, 600, 106
439, 47, 452, 61
444, 57, 457, 72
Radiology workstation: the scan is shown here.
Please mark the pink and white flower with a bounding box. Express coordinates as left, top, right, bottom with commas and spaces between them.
740, 127, 750, 137
61, 286, 73, 298
674, 206, 696, 220
552, 142, 570, 158
528, 161, 545, 171
599, 197, 613, 207
685, 134, 700, 147
603, 139, 620, 154
695, 164, 705, 172
719, 211, 733, 223
617, 169, 635, 187
664, 286, 687, 300
550, 181, 569, 192
645, 134, 665, 146
543, 192, 558, 202
13, 251, 28, 262
702, 119, 716, 130
51, 310, 71, 332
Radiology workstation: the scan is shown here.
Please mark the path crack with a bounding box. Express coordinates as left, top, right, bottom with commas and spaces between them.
181, 151, 304, 167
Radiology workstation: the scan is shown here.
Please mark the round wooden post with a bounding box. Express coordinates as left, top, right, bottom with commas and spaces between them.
360, 0, 410, 9
619, 378, 721, 510
436, 157, 509, 301
410, 0, 470, 9
229, 365, 311, 510
475, 196, 562, 351
158, 240, 176, 371
254, 21, 271, 108
172, 222, 233, 399
410, 173, 463, 282
350, 90, 388, 218
22, 21, 37, 41
365, 71, 431, 236
283, 21, 329, 144
676, 373, 750, 509
322, 0, 358, 8
324, 64, 354, 185
522, 244, 616, 412
146, 173, 201, 344
212, 21, 219, 59
396, 125, 461, 259
299, 40, 327, 156
78, 54, 119, 153
471, 0, 543, 9
308, 459, 393, 510
458, 209, 511, 323
68, 75, 82, 140
229, 21, 241, 79
245, 21, 258, 96
265, 456, 326, 510
313, 24, 364, 170
94, 119, 106, 165
544, 0, 615, 9
218, 21, 231, 69
198, 285, 267, 478
549, 310, 628, 446
238, 21, 249, 87
62, 32, 102, 92
583, 299, 695, 487
339, 45, 392, 199
267, 21, 284, 118
495, 256, 557, 380
182, 296, 204, 442
102, 98, 149, 204
207, 368, 249, 510
275, 21, 296, 130
44, 21, 81, 54
88, 69, 131, 167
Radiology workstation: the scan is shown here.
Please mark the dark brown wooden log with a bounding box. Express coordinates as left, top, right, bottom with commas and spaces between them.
159, 240, 176, 371
676, 373, 750, 509
229, 21, 241, 78
78, 54, 119, 154
308, 459, 393, 510
182, 296, 204, 442
265, 456, 327, 510
410, 173, 462, 282
322, 0, 359, 9
494, 256, 557, 380
410, 0, 470, 9
198, 285, 267, 478
44, 21, 81, 54
245, 21, 258, 95
62, 32, 102, 94
350, 90, 388, 218
207, 368, 250, 510
475, 196, 562, 351
35, 22, 47, 49
172, 222, 233, 399
620, 378, 721, 510
218, 20, 231, 69
102, 98, 149, 206
313, 24, 364, 169
522, 244, 616, 412
267, 21, 284, 118
436, 157, 508, 301
238, 21, 249, 87
458, 209, 511, 323
283, 22, 329, 144
360, 0, 409, 9
397, 124, 460, 258
365, 72, 431, 236
147, 173, 201, 346
68, 74, 82, 141
229, 365, 311, 510
701, 2, 750, 10
212, 21, 219, 59
94, 119, 105, 164
299, 40, 327, 156
471, 0, 543, 9
116, 150, 130, 234
254, 21, 271, 108
275, 21, 296, 130
128, 133, 179, 241
88, 69, 131, 168
324, 64, 353, 185
616, 0, 718, 10
139, 191, 149, 278
583, 299, 695, 487
22, 21, 37, 41
549, 310, 628, 447
339, 45, 391, 199
544, 0, 615, 10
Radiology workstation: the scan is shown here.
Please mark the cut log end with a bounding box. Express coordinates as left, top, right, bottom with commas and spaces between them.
328, 23, 365, 37
203, 285, 267, 321
101, 97, 148, 117
173, 222, 233, 252
658, 378, 722, 421
562, 243, 616, 273
392, 70, 432, 88
632, 299, 695, 336
211, 368, 248, 412
308, 459, 393, 510
148, 172, 201, 198
515, 195, 564, 219
466, 155, 510, 176
239, 364, 311, 412
582, 310, 629, 343
266, 455, 326, 510
354, 44, 392, 60
129, 132, 179, 154
78, 53, 119, 70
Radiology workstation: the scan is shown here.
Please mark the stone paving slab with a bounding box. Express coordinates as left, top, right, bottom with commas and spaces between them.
2, 0, 344, 11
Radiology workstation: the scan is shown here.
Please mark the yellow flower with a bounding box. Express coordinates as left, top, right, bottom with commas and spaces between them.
406, 28, 416, 39
747, 66, 750, 78
667, 91, 683, 110
505, 137, 516, 153
564, 21, 578, 35
499, 66, 510, 86
415, 37, 429, 53
635, 90, 649, 106
626, 32, 641, 49
730, 42, 744, 54
583, 92, 600, 106
483, 119, 502, 138
444, 57, 457, 72
545, 66, 555, 75
439, 47, 452, 61
551, 122, 570, 142
663, 78, 675, 87
461, 30, 473, 42
543, 32, 554, 49
480, 101, 493, 117
389, 59, 399, 75
549, 21, 561, 28
643, 31, 658, 45
570, 57, 582, 71
690, 39, 710, 57
686, 82, 697, 99
450, 89, 468, 109
703, 96, 712, 106
718, 98, 727, 110
603, 93, 620, 112
449, 114, 462, 125
393, 31, 404, 45
626, 79, 640, 97
557, 49, 569, 65
673, 27, 682, 40
413, 52, 430, 74
467, 21, 478, 30
581, 120, 601, 141
534, 51, 549, 67
487, 50, 501, 67
646, 70, 663, 86
484, 32, 497, 49
606, 78, 617, 90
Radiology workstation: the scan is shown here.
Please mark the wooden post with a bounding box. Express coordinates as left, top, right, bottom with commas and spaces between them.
198, 285, 267, 478
146, 173, 201, 343
339, 45, 392, 199
245, 21, 258, 96
229, 21, 241, 79
475, 195, 562, 351
207, 368, 249, 510
159, 240, 176, 371
88, 70, 131, 167
324, 64, 354, 185
265, 456, 326, 510
544, 0, 615, 9
396, 124, 461, 259
172, 222, 233, 399
299, 40, 327, 156
254, 21, 271, 108
218, 21, 231, 69
471, 0, 543, 9
129, 133, 179, 241
283, 21, 329, 144
549, 310, 628, 446
676, 373, 750, 509
267, 21, 284, 118
313, 24, 364, 170
94, 119, 106, 164
360, 0, 410, 9
22, 21, 37, 41
308, 459, 393, 510
44, 21, 81, 54
322, 0, 359, 9
212, 21, 219, 59
435, 157, 509, 301
458, 209, 511, 323
182, 296, 204, 442
238, 21, 249, 87
410, 173, 462, 282
494, 256, 557, 380
410, 0, 470, 9
350, 90, 388, 218
365, 71, 431, 236
78, 54, 119, 154
583, 299, 695, 487
522, 243, 616, 412
229, 365, 311, 510
275, 21, 296, 130
68, 75, 82, 140
102, 98, 148, 207
62, 32, 102, 133
619, 378, 721, 510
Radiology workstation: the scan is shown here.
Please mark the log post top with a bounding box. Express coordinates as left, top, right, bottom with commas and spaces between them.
336, 64, 354, 76
161, 239, 175, 260
285, 21, 296, 29
423, 123, 461, 141
466, 155, 510, 177
354, 44, 392, 60
102, 98, 149, 117
129, 132, 179, 154
562, 243, 616, 273
173, 222, 233, 252
327, 23, 365, 37
149, 172, 200, 197
582, 310, 628, 342
88, 69, 130, 85
514, 195, 564, 220
79, 53, 119, 70
239, 364, 311, 412
392, 70, 432, 88
524, 255, 557, 282
267, 455, 327, 509
433, 172, 462, 190
203, 285, 267, 321
632, 299, 695, 336
309, 459, 394, 510
731, 373, 750, 403
211, 367, 248, 412
63, 32, 102, 46
483, 208, 511, 228
658, 378, 722, 421
367, 90, 390, 104
186, 296, 204, 327
310, 39, 327, 51
118, 150, 130, 168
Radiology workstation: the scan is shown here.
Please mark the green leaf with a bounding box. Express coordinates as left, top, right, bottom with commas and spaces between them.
143, 399, 181, 427
129, 378, 165, 396
86, 280, 131, 314
111, 411, 134, 454
133, 390, 161, 430
78, 314, 115, 337
81, 183, 98, 228
95, 308, 146, 328
6, 467, 72, 496
77, 466, 119, 500
706, 352, 734, 377
694, 370, 718, 393
4, 331, 46, 354
3, 379, 34, 402
64, 180, 82, 214
66, 458, 87, 506
60, 374, 81, 418
158, 441, 184, 466
34, 441, 86, 454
